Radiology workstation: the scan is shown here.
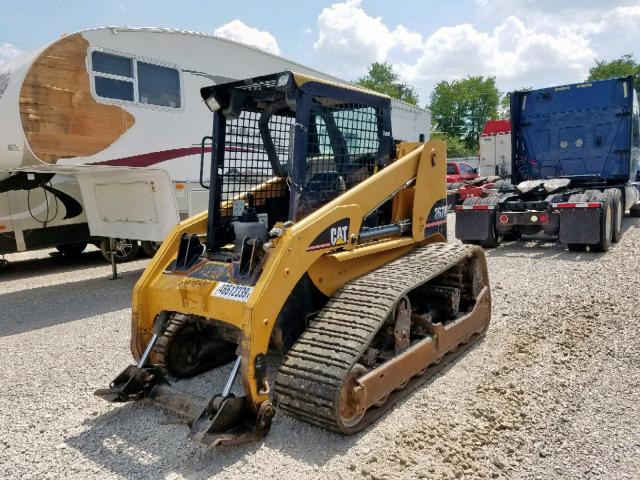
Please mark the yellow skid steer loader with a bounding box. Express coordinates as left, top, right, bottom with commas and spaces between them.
96, 71, 491, 446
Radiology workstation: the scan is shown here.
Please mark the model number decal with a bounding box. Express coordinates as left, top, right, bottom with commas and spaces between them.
424, 198, 448, 237
433, 205, 447, 220
212, 282, 253, 302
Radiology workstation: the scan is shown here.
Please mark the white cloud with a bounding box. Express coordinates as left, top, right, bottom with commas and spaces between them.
313, 0, 421, 75
0, 42, 23, 66
214, 20, 280, 55
402, 15, 595, 93
309, 1, 640, 101
584, 5, 640, 59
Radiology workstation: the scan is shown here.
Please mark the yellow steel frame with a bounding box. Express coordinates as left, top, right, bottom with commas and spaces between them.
129, 139, 446, 411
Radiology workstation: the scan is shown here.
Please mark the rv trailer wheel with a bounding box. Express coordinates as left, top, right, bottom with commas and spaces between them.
100, 238, 140, 263
141, 240, 162, 257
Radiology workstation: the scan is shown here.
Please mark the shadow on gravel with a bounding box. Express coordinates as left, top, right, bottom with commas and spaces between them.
0, 250, 110, 281
484, 216, 640, 261
66, 335, 487, 479
1, 270, 141, 337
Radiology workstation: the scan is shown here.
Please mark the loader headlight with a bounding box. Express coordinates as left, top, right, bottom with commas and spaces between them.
205, 94, 221, 112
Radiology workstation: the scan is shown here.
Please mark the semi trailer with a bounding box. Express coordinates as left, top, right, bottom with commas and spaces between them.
455, 76, 640, 251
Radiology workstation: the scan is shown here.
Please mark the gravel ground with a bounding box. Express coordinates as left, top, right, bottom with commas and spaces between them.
2, 215, 640, 480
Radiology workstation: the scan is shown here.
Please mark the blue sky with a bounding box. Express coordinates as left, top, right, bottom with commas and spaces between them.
2, 0, 640, 103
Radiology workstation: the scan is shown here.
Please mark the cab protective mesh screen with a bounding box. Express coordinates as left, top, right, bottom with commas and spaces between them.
220, 110, 295, 217
296, 99, 382, 218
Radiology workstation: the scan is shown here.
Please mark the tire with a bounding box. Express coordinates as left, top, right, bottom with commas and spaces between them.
55, 242, 87, 256
587, 191, 612, 253
630, 203, 640, 218
603, 189, 623, 243
141, 240, 162, 257
156, 315, 236, 378
99, 238, 140, 263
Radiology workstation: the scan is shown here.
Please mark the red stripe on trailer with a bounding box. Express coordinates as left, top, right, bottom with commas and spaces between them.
552, 202, 602, 209
424, 219, 447, 228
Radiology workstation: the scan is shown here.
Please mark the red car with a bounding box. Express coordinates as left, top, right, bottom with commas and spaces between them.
447, 161, 479, 183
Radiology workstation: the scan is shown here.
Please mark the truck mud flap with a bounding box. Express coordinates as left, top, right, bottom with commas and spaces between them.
454, 208, 495, 242
558, 208, 601, 244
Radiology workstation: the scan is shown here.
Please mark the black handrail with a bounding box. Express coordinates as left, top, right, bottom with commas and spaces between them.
199, 135, 213, 189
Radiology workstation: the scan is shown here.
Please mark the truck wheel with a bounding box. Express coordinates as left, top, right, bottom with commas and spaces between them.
55, 242, 87, 256
630, 203, 640, 218
99, 238, 140, 263
588, 192, 613, 253
141, 240, 162, 257
604, 189, 623, 242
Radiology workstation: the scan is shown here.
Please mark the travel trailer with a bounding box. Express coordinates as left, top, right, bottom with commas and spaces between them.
0, 27, 431, 262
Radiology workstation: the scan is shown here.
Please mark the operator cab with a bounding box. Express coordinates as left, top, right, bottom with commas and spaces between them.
199, 71, 394, 253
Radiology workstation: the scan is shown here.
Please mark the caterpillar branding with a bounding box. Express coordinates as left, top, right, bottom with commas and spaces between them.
424, 198, 448, 237
307, 218, 350, 251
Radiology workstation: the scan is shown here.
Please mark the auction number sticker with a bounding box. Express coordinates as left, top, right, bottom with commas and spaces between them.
212, 282, 254, 302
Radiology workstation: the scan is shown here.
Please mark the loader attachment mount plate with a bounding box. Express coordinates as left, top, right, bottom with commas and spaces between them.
94, 365, 166, 402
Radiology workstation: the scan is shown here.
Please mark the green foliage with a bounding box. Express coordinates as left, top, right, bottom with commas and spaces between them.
588, 54, 640, 83
499, 87, 531, 118
429, 76, 500, 150
430, 132, 476, 158
357, 62, 419, 105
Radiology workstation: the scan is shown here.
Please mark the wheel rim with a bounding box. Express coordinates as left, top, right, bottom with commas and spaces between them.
113, 239, 134, 258
338, 364, 367, 428
615, 200, 622, 233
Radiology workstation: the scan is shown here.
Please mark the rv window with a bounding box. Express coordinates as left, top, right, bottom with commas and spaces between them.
92, 51, 133, 78
94, 77, 134, 102
137, 62, 181, 108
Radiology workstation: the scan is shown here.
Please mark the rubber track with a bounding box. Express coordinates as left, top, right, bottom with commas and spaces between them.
274, 242, 483, 433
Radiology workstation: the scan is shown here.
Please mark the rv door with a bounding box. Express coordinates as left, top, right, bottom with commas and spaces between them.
75, 168, 179, 241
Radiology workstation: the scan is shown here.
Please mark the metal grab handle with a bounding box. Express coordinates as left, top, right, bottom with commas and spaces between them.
199, 135, 213, 189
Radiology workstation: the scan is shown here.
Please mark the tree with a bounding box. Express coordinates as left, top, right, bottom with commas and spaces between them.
357, 62, 419, 105
429, 76, 500, 150
588, 54, 640, 82
499, 87, 531, 119
430, 132, 475, 158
